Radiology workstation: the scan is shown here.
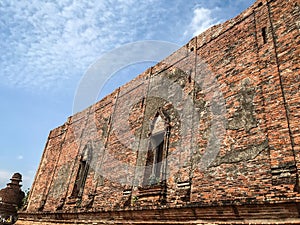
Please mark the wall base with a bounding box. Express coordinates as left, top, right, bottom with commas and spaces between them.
16, 202, 300, 225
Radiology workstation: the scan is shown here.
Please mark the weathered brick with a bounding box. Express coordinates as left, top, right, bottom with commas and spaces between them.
17, 0, 300, 224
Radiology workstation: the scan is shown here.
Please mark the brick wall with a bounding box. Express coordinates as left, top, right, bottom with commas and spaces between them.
19, 0, 300, 224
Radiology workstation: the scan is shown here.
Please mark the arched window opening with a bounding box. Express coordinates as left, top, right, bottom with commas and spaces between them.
71, 144, 92, 198
143, 111, 169, 186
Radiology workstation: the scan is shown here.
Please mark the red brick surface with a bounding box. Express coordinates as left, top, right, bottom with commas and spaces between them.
18, 0, 300, 224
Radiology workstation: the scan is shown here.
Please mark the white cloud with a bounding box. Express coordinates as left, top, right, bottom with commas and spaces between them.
17, 155, 24, 160
0, 0, 255, 93
185, 7, 222, 38
0, 170, 12, 188
0, 0, 169, 91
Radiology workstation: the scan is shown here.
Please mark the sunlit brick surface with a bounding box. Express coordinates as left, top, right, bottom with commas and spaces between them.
17, 0, 300, 224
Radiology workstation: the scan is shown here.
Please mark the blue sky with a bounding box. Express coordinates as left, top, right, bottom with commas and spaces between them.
0, 0, 255, 190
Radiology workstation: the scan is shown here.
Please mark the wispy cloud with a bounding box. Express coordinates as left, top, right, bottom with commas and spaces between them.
17, 155, 24, 160
0, 0, 255, 92
184, 7, 222, 37
0, 0, 175, 91
184, 0, 256, 39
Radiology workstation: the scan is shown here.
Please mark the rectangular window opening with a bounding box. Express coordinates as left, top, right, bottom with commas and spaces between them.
262, 27, 267, 44
141, 97, 145, 108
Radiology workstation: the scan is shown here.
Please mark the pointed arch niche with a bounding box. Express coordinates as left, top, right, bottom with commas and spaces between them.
143, 110, 170, 186
71, 143, 92, 198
